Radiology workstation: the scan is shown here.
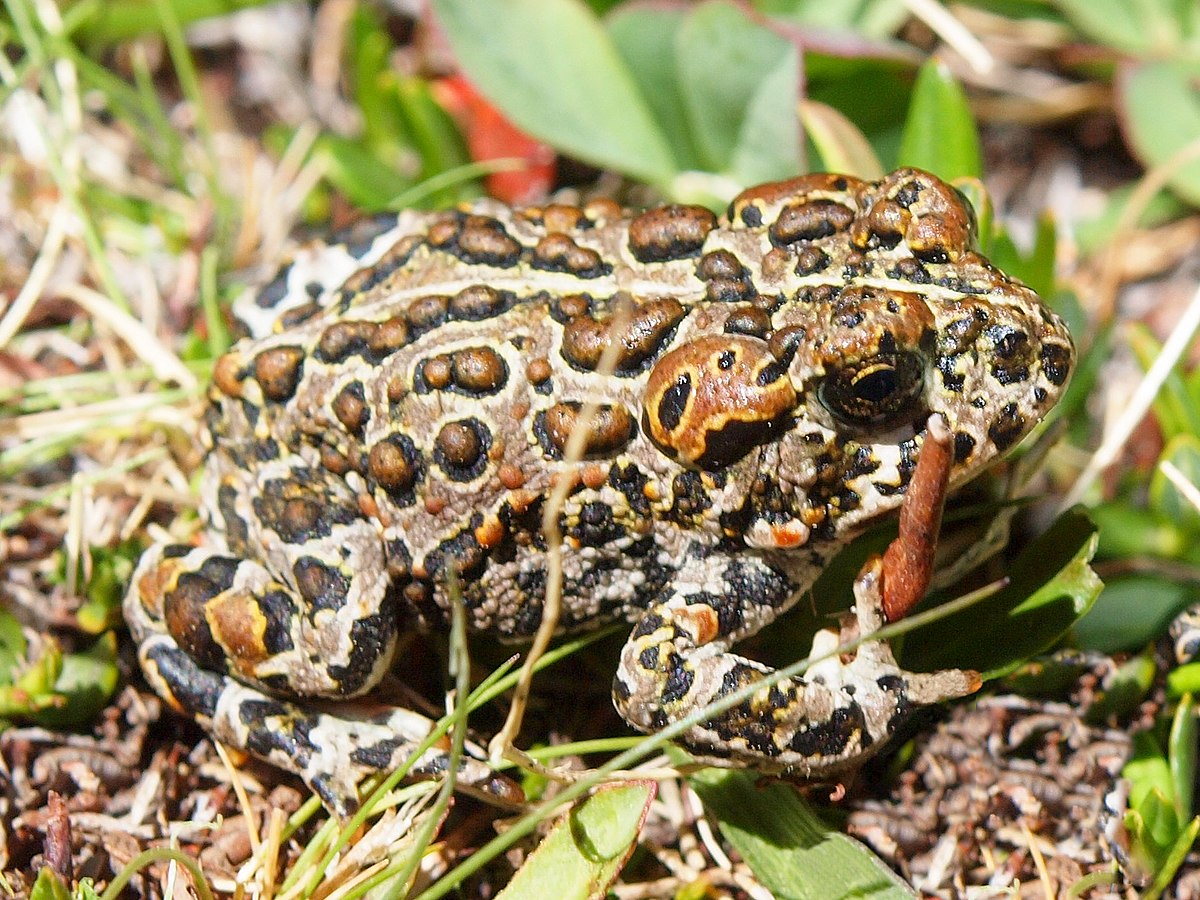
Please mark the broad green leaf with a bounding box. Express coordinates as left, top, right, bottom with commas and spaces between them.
807, 57, 914, 169
496, 782, 654, 900
1118, 60, 1200, 206
1056, 0, 1190, 56
758, 0, 910, 36
1149, 815, 1200, 900
675, 1, 797, 173
1151, 435, 1200, 532
897, 59, 981, 180
732, 46, 805, 184
1075, 575, 1197, 653
75, 543, 135, 633
1091, 501, 1200, 565
901, 510, 1101, 678
607, 7, 701, 171
689, 768, 915, 900
30, 867, 71, 900
1128, 731, 1177, 816
0, 607, 25, 677
33, 633, 120, 729
1170, 694, 1197, 820
1171, 663, 1200, 700
433, 0, 675, 184
799, 99, 884, 178
1138, 787, 1181, 855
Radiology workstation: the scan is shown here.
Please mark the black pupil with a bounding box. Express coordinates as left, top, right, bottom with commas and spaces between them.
853, 367, 898, 403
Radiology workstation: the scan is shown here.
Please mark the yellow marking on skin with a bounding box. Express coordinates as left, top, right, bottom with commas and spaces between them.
205, 592, 271, 674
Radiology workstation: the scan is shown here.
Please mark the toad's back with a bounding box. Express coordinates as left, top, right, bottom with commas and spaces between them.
127, 169, 1074, 813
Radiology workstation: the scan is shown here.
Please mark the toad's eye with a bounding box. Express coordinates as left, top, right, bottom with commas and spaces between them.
819, 352, 925, 427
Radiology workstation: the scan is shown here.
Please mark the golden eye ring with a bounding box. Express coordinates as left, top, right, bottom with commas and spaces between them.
819, 352, 926, 427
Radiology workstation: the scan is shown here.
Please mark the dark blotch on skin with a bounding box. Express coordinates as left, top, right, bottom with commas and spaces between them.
368, 433, 422, 500
628, 205, 717, 263
145, 644, 225, 719
253, 346, 305, 402
254, 264, 291, 309
769, 199, 855, 246
786, 705, 864, 757
657, 374, 692, 432
293, 556, 351, 611
723, 307, 772, 339
332, 381, 369, 435
987, 402, 1026, 452
449, 285, 510, 320
316, 321, 375, 363
434, 418, 492, 481
953, 431, 976, 463
536, 402, 636, 459
1040, 342, 1072, 386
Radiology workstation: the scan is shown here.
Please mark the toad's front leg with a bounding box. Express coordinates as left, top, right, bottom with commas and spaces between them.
612, 549, 979, 775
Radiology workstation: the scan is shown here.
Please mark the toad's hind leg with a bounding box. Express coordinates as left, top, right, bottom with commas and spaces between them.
613, 551, 979, 775
125, 457, 514, 814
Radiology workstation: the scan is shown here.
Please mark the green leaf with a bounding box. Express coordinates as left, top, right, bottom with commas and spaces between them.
1091, 501, 1200, 565
30, 867, 71, 900
349, 6, 408, 148
34, 633, 120, 729
689, 768, 915, 900
807, 57, 913, 170
674, 1, 797, 174
495, 782, 654, 900
1148, 814, 1200, 900
433, 0, 675, 184
1056, 0, 1192, 56
1118, 60, 1200, 206
901, 509, 1101, 678
1151, 435, 1200, 532
761, 0, 910, 37
76, 543, 135, 634
0, 607, 26, 677
1074, 575, 1197, 653
1128, 731, 1176, 815
799, 99, 884, 178
607, 7, 701, 172
897, 59, 981, 180
1139, 787, 1181, 855
1169, 694, 1197, 820
731, 46, 805, 185
1169, 663, 1200, 697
